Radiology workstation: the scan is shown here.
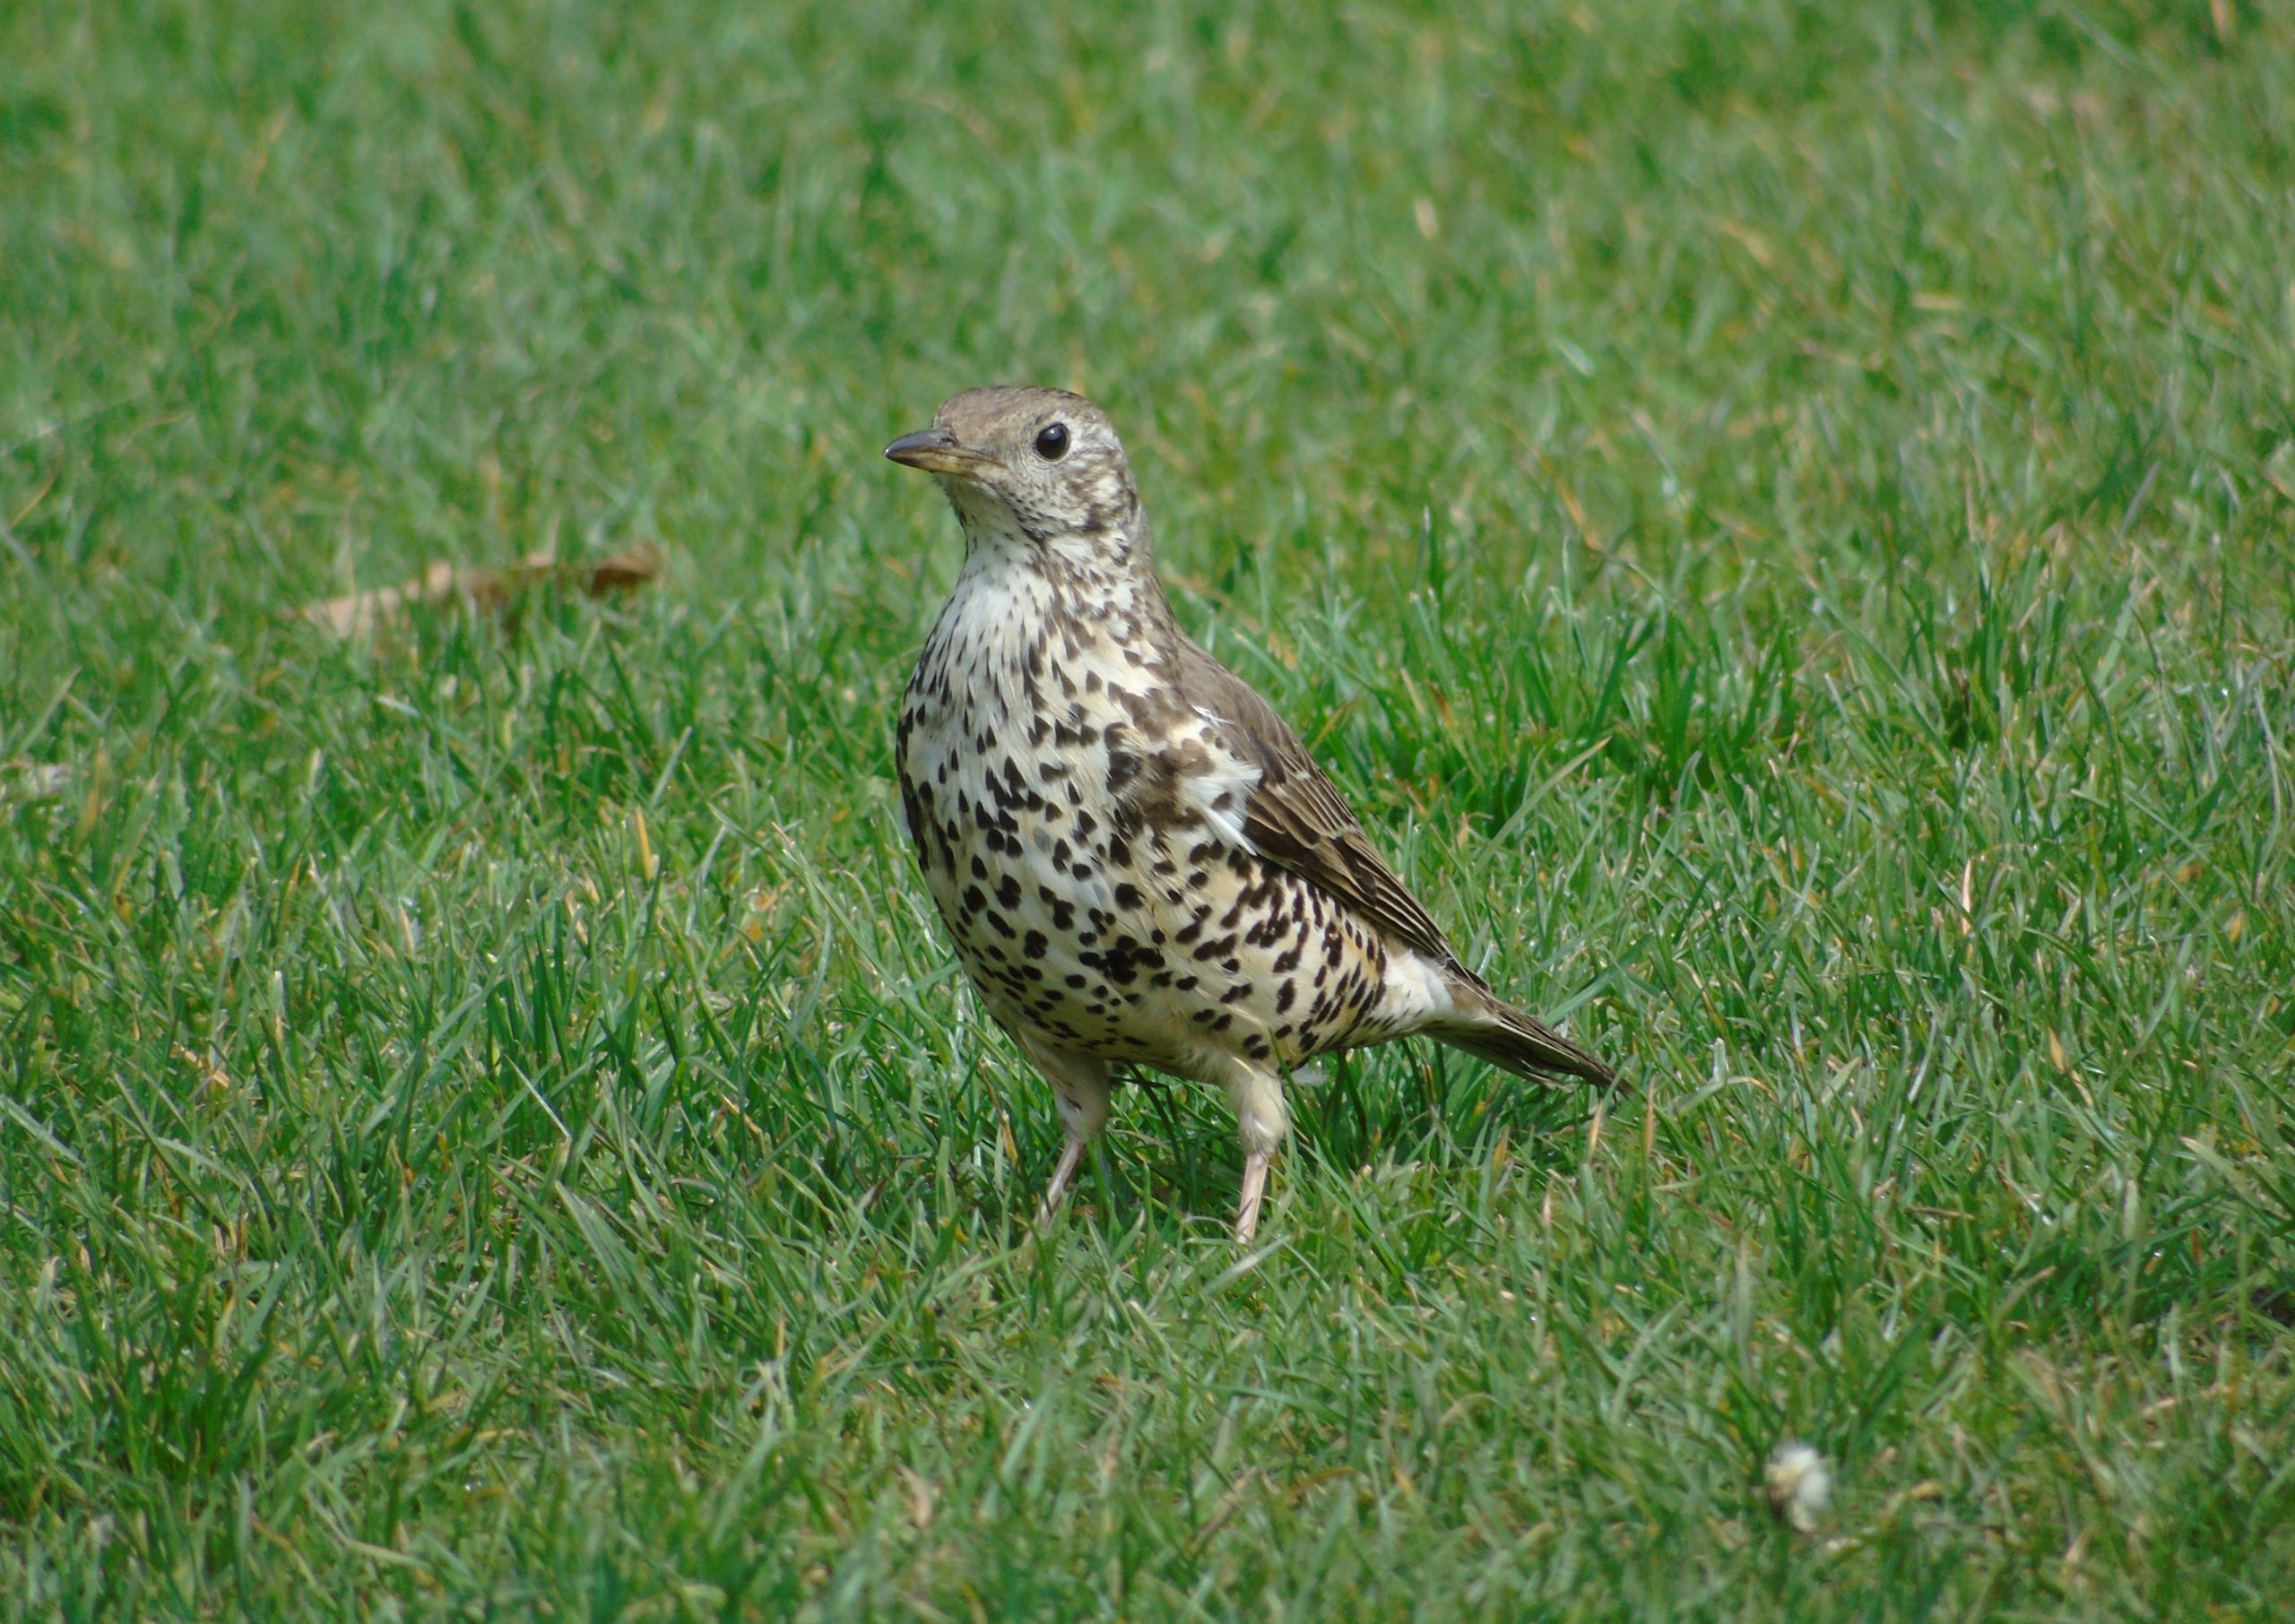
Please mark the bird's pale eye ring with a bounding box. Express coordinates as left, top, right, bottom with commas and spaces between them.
1034, 422, 1070, 461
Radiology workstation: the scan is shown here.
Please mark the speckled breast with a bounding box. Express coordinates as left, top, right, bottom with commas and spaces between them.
896, 582, 1391, 1075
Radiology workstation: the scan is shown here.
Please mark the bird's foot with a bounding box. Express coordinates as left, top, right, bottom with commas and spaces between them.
1234, 1149, 1272, 1244
1037, 1135, 1087, 1230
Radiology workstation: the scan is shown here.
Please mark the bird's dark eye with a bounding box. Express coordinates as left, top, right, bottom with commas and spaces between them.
1034, 422, 1070, 461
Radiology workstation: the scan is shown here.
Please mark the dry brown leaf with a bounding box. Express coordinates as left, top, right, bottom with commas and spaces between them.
299, 541, 664, 637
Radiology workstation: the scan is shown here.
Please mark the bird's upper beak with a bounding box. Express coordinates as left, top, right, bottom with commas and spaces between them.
885, 426, 996, 479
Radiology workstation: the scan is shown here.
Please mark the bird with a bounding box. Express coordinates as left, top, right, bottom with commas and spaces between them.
886, 386, 1614, 1242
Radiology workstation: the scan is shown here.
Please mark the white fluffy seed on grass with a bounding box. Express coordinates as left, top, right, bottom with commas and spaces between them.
1763, 1440, 1832, 1533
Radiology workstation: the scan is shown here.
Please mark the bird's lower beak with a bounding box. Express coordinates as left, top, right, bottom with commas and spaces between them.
885, 427, 995, 478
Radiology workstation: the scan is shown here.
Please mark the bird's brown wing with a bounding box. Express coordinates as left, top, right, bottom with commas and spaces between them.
1171, 635, 1461, 969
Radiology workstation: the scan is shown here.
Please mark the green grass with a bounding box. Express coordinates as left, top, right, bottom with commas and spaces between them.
4, 0, 2292, 1616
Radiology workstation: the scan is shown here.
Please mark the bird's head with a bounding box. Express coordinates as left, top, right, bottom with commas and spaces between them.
886, 386, 1146, 565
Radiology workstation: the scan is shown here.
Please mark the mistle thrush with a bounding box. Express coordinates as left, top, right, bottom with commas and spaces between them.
888, 386, 1614, 1242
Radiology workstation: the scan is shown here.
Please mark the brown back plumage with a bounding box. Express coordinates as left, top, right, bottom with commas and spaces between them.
1170, 636, 1615, 1087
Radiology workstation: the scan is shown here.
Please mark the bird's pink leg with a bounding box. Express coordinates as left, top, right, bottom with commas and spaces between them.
1038, 1136, 1087, 1229
1234, 1148, 1273, 1244
1021, 1045, 1112, 1231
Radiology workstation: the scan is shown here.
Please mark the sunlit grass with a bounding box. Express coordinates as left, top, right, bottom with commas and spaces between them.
2, 0, 2291, 1617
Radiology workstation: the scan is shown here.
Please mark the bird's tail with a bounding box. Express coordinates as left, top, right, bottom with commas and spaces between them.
1425, 979, 1615, 1087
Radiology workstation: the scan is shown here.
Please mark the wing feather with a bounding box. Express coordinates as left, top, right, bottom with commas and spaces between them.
1172, 637, 1460, 968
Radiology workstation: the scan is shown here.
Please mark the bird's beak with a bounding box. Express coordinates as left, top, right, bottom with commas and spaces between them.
885, 427, 996, 479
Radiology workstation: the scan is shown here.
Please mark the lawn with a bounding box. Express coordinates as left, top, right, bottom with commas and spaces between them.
3, 0, 2292, 1616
